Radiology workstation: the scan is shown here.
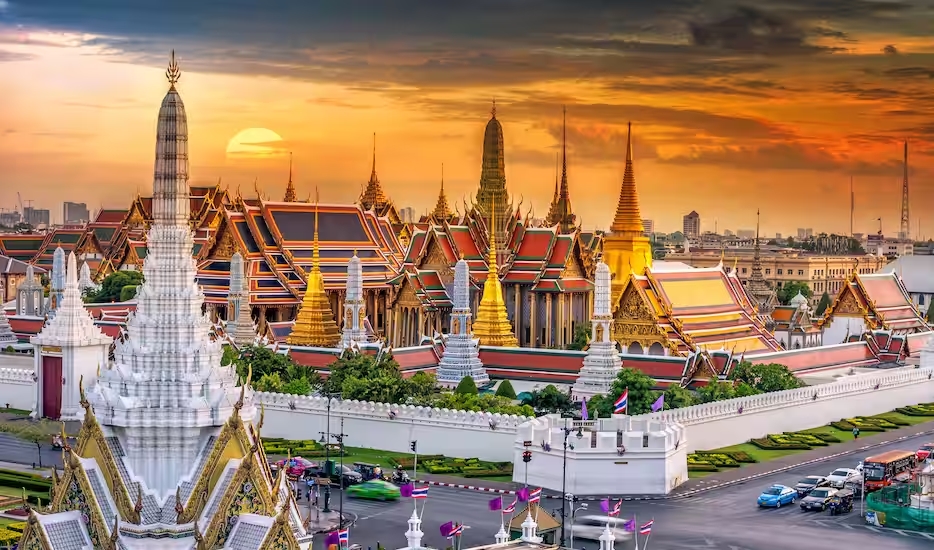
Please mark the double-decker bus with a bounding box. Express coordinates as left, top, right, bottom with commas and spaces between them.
862, 450, 917, 492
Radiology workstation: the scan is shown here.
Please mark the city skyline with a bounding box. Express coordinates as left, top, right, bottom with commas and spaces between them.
1, 1, 932, 236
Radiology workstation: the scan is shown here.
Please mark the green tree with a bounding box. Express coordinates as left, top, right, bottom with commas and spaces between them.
221, 345, 239, 366
407, 372, 437, 401
119, 284, 139, 302
927, 306, 934, 324
230, 345, 321, 396
697, 381, 736, 404
282, 377, 313, 396
777, 281, 813, 305
815, 291, 832, 316
730, 361, 803, 393
430, 393, 533, 416
566, 323, 591, 351
521, 385, 574, 415
325, 354, 413, 404
253, 372, 285, 393
87, 271, 144, 303
588, 368, 657, 416
495, 380, 517, 399
455, 376, 479, 395
734, 382, 761, 397
664, 385, 696, 409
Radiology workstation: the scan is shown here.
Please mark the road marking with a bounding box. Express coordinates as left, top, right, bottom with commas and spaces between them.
892, 529, 910, 537
920, 533, 934, 540
864, 526, 882, 533
840, 524, 854, 529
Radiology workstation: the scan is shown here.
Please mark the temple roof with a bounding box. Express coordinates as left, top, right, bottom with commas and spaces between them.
819, 271, 929, 333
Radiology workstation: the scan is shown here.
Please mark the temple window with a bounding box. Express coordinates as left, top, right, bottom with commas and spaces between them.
765, 269, 771, 275
919, 295, 925, 306
742, 267, 748, 274
798, 270, 804, 275
777, 269, 783, 275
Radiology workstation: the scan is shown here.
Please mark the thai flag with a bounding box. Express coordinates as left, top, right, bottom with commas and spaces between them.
412, 486, 429, 499
614, 390, 628, 414
610, 500, 621, 517
503, 498, 517, 513
448, 524, 464, 538
639, 519, 654, 535
338, 528, 349, 545
528, 488, 542, 503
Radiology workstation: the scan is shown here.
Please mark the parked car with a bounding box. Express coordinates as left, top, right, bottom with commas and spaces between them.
916, 443, 934, 462
345, 480, 401, 501
794, 476, 830, 497
275, 457, 317, 478
826, 468, 860, 489
757, 485, 797, 508
799, 487, 837, 511
306, 464, 363, 487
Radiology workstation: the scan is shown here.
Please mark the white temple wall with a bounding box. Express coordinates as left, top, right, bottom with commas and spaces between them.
255, 392, 529, 461
822, 316, 868, 345
634, 364, 934, 453
0, 366, 36, 411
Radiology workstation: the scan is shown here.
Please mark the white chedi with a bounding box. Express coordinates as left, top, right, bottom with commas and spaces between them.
340, 252, 369, 348
436, 256, 489, 387
572, 261, 622, 400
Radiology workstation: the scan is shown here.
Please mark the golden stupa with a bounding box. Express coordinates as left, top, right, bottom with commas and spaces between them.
287, 197, 340, 347
601, 122, 653, 304
472, 202, 519, 347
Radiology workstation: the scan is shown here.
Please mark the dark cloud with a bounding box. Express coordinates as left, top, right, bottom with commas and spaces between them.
688, 7, 843, 55
883, 67, 934, 79
513, 124, 660, 167
882, 44, 899, 55
0, 49, 33, 62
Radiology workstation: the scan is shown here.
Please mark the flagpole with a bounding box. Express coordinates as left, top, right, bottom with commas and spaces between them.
633, 515, 639, 550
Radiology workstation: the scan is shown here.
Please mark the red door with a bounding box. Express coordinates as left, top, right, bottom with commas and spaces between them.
42, 356, 63, 420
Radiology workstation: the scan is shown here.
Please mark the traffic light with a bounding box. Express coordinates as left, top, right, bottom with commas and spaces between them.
522, 451, 532, 463
410, 441, 417, 452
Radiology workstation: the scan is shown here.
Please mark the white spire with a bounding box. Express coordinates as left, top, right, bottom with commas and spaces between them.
599, 520, 616, 550
573, 260, 621, 401
405, 508, 424, 549
49, 246, 66, 318
437, 256, 488, 387
32, 253, 110, 347
228, 252, 257, 345
520, 508, 542, 543
87, 54, 252, 497
494, 522, 509, 545
340, 251, 368, 348
77, 261, 98, 294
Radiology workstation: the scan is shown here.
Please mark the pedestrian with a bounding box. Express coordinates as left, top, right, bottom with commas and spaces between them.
853, 427, 860, 439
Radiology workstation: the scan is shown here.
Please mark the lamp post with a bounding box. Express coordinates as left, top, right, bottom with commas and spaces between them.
559, 419, 584, 548
318, 392, 341, 513
332, 416, 348, 529
569, 502, 588, 550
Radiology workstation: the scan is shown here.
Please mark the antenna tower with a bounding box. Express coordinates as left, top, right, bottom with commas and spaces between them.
900, 141, 909, 239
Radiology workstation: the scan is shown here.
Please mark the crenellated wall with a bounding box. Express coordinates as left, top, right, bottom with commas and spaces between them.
255, 392, 530, 461
0, 365, 36, 411
633, 364, 934, 452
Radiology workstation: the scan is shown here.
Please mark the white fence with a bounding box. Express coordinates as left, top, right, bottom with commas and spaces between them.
255, 392, 529, 461
0, 366, 35, 412
633, 365, 934, 452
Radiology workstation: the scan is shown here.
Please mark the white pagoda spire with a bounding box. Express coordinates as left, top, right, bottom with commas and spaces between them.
32, 252, 111, 420
340, 251, 368, 347
436, 255, 488, 388
0, 283, 15, 346
405, 508, 424, 549
228, 251, 257, 346
573, 261, 622, 401
87, 52, 252, 496
49, 246, 65, 318
520, 508, 542, 543
77, 261, 98, 294
599, 521, 616, 550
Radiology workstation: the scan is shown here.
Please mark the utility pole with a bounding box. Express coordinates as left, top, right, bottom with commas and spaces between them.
332, 416, 348, 529
319, 392, 342, 513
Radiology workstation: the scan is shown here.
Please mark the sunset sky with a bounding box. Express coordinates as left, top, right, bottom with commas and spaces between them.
1, 1, 933, 236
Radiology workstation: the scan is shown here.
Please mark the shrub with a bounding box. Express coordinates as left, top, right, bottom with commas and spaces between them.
896, 404, 934, 416
872, 414, 910, 426
687, 463, 718, 472
461, 469, 512, 478
831, 420, 854, 431
455, 377, 479, 395
0, 473, 52, 493
495, 380, 517, 399
811, 432, 841, 443
724, 451, 757, 463
750, 438, 810, 451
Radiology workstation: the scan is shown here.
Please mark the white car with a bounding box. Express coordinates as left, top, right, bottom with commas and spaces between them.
571, 516, 634, 541
827, 468, 860, 488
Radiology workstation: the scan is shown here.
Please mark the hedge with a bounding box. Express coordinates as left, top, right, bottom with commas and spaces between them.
389, 455, 444, 469
750, 438, 810, 451
0, 473, 52, 494
687, 463, 718, 472
896, 404, 934, 417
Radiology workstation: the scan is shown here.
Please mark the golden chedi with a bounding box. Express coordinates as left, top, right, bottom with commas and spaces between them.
472, 204, 519, 347
288, 199, 340, 347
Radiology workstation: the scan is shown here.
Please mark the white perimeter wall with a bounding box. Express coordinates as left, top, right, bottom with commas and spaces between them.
0, 360, 36, 412
256, 392, 530, 461
634, 364, 934, 453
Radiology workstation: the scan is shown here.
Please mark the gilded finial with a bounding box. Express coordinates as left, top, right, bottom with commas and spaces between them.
491, 98, 497, 118
59, 421, 69, 451
21, 487, 28, 510
166, 50, 181, 87
257, 403, 265, 431
110, 513, 120, 544
460, 252, 465, 260
135, 483, 143, 514
97, 363, 101, 377
732, 256, 738, 272
78, 374, 88, 409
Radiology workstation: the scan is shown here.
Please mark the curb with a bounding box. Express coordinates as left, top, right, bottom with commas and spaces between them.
413, 480, 667, 501
672, 427, 934, 499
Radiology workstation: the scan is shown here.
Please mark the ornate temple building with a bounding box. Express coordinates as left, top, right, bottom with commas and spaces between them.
475, 103, 514, 247
743, 210, 778, 319
18, 53, 310, 550
543, 107, 577, 234
358, 134, 401, 224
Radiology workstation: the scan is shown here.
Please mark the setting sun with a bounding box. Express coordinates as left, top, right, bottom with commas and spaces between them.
225, 127, 285, 158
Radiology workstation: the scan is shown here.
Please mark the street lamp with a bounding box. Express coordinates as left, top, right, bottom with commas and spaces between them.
318, 392, 341, 513
559, 420, 584, 548
569, 502, 588, 550
331, 416, 348, 529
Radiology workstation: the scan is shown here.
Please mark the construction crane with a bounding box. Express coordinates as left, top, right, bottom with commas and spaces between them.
16, 192, 23, 214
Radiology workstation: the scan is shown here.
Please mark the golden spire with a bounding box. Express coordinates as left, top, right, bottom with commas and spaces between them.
166, 50, 181, 89
431, 163, 452, 220
359, 132, 389, 212
287, 189, 340, 347
283, 152, 297, 202
472, 198, 518, 347
610, 122, 644, 234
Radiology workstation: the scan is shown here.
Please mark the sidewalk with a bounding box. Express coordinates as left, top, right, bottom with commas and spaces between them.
672, 419, 934, 497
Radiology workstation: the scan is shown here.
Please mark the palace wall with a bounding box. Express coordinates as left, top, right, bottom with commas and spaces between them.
0, 364, 36, 411
255, 392, 530, 461
632, 364, 934, 452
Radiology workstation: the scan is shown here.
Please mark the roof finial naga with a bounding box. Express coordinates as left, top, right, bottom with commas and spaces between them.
166, 50, 181, 88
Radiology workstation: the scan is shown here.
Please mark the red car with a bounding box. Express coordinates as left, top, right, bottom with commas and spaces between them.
275, 457, 317, 477
917, 443, 934, 461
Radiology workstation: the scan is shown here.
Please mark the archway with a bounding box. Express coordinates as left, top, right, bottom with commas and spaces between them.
627, 342, 644, 354
648, 342, 665, 356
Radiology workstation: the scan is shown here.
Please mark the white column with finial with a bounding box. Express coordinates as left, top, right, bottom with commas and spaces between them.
494, 522, 509, 545
405, 508, 424, 549
520, 509, 541, 543
599, 521, 616, 550
573, 260, 621, 401
341, 251, 368, 348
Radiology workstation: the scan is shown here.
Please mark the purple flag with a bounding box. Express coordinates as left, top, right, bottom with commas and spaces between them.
623, 517, 636, 532
440, 521, 455, 537
651, 395, 664, 412
581, 397, 589, 420
599, 498, 610, 513
517, 487, 530, 502
399, 483, 414, 498
325, 531, 340, 546
489, 496, 503, 511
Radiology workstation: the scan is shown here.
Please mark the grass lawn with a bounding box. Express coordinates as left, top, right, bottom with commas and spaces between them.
0, 408, 30, 416
474, 475, 513, 483
266, 446, 428, 474
0, 517, 23, 528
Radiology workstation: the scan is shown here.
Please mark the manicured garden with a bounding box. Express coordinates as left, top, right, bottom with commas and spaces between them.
0, 519, 25, 547
388, 455, 513, 479
686, 406, 934, 478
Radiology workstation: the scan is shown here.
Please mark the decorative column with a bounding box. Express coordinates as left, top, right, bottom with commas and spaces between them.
520, 509, 542, 543
228, 252, 257, 346
341, 252, 368, 348
405, 509, 424, 549
572, 261, 622, 401
495, 522, 509, 545
599, 521, 616, 550
31, 252, 112, 421
437, 256, 489, 388
48, 246, 65, 319
16, 265, 45, 317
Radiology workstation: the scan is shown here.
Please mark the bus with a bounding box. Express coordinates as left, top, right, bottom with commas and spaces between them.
862, 450, 917, 492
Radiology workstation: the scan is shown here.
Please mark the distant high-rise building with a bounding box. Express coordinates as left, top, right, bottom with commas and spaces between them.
399, 207, 416, 223
775, 233, 782, 239
737, 229, 755, 239
641, 219, 654, 235
63, 201, 90, 224
723, 229, 735, 237
0, 211, 20, 227
23, 207, 50, 227
683, 211, 700, 238
797, 228, 813, 239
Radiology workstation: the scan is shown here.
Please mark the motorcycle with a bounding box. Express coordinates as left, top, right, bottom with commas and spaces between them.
391, 470, 410, 485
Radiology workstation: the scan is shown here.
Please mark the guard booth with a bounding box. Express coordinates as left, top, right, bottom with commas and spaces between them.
508, 503, 560, 544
